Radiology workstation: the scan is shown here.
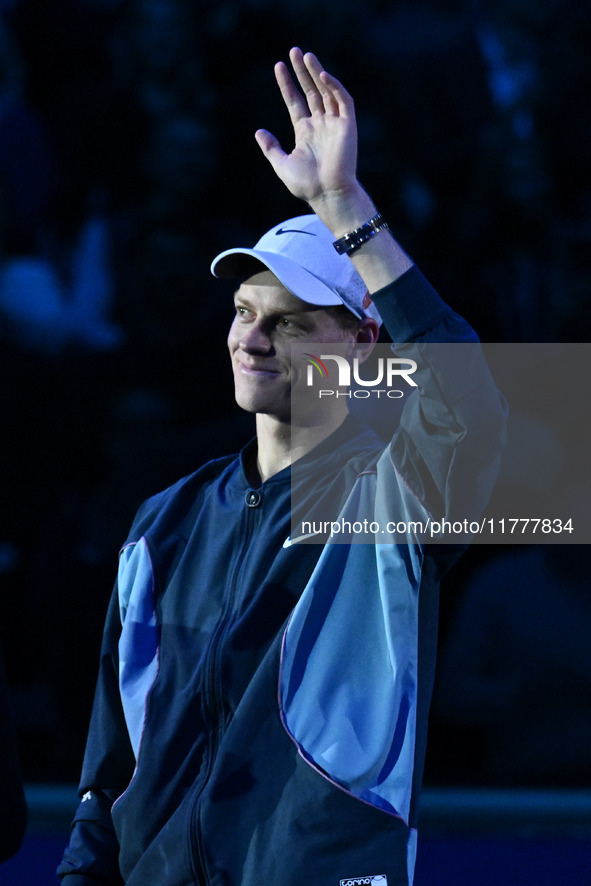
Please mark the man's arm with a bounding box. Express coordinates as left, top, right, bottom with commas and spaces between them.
57, 586, 134, 885
259, 50, 506, 526
255, 47, 413, 293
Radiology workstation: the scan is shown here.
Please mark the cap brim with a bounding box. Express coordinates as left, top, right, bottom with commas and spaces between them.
210, 248, 344, 309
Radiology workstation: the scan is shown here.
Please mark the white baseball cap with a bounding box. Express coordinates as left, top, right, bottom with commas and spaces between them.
210, 214, 382, 325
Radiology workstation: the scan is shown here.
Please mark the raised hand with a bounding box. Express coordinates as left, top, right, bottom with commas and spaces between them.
255, 47, 413, 288
255, 47, 359, 211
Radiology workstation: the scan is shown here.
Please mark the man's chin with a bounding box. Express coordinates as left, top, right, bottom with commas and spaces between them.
234, 393, 289, 420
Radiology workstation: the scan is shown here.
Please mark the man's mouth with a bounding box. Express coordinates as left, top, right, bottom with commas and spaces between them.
236, 360, 281, 378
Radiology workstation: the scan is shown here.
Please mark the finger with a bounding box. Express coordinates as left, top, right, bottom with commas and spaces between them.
254, 128, 287, 171
302, 50, 355, 119
288, 46, 326, 116
299, 50, 354, 118
274, 60, 310, 128
298, 51, 339, 116
318, 68, 355, 118
254, 128, 282, 152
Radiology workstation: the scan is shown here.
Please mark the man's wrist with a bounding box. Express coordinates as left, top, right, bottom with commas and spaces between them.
333, 214, 390, 256
309, 182, 414, 292
307, 183, 377, 238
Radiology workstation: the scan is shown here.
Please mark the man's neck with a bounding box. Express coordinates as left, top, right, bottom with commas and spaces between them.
252, 405, 349, 485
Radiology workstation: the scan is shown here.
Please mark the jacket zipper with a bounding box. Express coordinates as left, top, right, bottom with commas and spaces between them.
188, 495, 259, 882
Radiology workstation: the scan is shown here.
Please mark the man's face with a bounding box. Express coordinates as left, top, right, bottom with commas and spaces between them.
227, 269, 356, 422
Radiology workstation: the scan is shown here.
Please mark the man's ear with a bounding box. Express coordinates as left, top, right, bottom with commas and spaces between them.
354, 318, 379, 362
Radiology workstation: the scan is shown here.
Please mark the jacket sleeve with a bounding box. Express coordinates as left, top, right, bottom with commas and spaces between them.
57, 585, 136, 885
372, 265, 507, 527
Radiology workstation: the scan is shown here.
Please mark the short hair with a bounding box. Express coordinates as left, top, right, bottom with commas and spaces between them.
324, 304, 362, 334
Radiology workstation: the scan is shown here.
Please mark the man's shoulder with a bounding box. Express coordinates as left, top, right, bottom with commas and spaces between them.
153, 453, 239, 501
126, 452, 241, 542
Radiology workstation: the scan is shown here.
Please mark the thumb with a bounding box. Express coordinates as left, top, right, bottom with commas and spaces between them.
254, 129, 286, 167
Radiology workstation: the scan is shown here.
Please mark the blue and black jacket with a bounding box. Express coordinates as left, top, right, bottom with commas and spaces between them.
58, 267, 506, 886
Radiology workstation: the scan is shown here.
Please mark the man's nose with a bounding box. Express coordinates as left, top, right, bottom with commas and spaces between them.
239, 321, 272, 353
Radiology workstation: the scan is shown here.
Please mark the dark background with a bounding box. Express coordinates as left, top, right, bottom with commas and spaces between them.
1, 0, 590, 802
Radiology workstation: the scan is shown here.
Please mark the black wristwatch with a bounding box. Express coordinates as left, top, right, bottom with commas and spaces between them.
332, 213, 390, 256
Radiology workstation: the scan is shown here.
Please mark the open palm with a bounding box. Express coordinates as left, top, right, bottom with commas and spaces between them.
255, 48, 359, 206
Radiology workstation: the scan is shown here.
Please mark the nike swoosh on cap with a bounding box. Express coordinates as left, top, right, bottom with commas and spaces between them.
275, 228, 316, 236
